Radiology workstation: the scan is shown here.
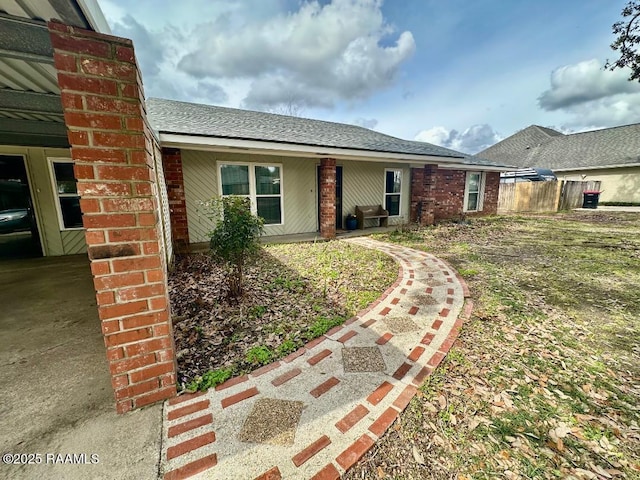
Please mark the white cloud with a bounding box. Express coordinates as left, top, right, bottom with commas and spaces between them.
177, 0, 415, 109
538, 59, 640, 128
538, 59, 640, 110
414, 124, 502, 154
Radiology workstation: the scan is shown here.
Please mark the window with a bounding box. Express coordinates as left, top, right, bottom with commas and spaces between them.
384, 169, 402, 216
464, 171, 485, 212
219, 163, 282, 225
49, 159, 83, 229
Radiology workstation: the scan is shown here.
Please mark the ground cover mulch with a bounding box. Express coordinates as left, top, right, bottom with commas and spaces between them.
344, 212, 640, 480
168, 241, 397, 390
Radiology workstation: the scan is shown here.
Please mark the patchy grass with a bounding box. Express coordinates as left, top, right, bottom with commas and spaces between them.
344, 211, 640, 480
169, 240, 396, 391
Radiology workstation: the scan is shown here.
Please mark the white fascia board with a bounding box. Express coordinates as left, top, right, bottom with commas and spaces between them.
437, 163, 513, 172
158, 133, 473, 165
553, 163, 640, 172
76, 0, 112, 33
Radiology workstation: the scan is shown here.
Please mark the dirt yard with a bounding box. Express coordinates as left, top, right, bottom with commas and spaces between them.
168, 241, 397, 391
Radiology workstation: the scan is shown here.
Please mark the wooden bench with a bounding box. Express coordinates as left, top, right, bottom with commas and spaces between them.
355, 205, 389, 230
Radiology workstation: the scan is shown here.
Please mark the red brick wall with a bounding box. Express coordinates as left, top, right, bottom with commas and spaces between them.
48, 21, 177, 413
410, 165, 436, 226
433, 169, 500, 221
482, 172, 500, 215
161, 148, 189, 249
319, 158, 336, 238
433, 169, 466, 221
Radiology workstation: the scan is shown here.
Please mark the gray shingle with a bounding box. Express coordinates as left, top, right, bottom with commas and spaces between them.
480, 124, 640, 170
146, 98, 509, 167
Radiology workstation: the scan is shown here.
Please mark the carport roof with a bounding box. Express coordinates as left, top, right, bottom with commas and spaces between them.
0, 0, 109, 146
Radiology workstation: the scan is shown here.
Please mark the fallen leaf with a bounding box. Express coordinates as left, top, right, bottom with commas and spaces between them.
412, 445, 425, 465
590, 464, 612, 478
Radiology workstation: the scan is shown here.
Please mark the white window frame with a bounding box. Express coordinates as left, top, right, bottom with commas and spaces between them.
217, 162, 284, 226
383, 168, 402, 217
48, 157, 83, 231
463, 171, 485, 212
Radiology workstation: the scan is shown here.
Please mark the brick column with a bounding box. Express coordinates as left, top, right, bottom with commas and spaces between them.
319, 158, 336, 239
49, 21, 177, 413
410, 165, 436, 226
161, 148, 189, 250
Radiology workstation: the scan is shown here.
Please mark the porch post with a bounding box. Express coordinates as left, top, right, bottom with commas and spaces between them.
161, 148, 189, 250
319, 158, 336, 239
48, 21, 177, 413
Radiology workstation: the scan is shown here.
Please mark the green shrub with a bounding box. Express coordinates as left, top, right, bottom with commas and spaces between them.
202, 196, 264, 297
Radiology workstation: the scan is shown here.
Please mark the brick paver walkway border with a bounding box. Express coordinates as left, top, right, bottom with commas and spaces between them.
160, 238, 472, 480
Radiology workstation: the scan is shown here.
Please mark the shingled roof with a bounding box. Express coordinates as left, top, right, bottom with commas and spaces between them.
479, 123, 640, 170
147, 98, 507, 168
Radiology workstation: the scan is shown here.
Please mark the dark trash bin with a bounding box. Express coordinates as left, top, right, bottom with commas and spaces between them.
582, 191, 601, 209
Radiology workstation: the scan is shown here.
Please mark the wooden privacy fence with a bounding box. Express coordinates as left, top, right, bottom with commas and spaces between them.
558, 180, 602, 211
498, 180, 602, 213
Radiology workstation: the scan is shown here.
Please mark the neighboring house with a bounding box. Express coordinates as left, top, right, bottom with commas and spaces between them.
0, 0, 509, 414
480, 124, 640, 203
147, 98, 509, 247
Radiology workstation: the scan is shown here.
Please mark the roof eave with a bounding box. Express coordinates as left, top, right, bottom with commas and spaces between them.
553, 162, 640, 172
158, 132, 471, 165
437, 163, 514, 172
76, 0, 111, 33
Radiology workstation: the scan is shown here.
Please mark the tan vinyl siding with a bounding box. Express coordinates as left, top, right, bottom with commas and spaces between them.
0, 145, 85, 256
558, 167, 640, 203
182, 150, 318, 243
61, 230, 87, 254
182, 149, 218, 244
341, 160, 410, 226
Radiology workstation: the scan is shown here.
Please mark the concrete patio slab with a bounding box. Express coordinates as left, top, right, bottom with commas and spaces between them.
0, 255, 162, 480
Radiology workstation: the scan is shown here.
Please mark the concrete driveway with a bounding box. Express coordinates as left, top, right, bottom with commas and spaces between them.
0, 255, 162, 480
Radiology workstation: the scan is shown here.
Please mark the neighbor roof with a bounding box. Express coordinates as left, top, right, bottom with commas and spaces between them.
479, 123, 640, 170
147, 98, 507, 168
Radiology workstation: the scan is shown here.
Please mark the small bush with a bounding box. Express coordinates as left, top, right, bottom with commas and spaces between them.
202, 196, 264, 297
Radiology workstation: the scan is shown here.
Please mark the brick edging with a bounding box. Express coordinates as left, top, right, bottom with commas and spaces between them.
163, 241, 475, 480
311, 294, 475, 478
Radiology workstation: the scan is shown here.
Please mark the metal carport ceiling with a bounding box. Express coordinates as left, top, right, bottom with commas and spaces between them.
0, 0, 109, 146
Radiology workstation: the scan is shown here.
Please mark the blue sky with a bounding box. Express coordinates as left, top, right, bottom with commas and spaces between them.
97, 0, 640, 153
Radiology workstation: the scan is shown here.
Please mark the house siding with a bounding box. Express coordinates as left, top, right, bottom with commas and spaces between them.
557, 167, 640, 203
341, 160, 410, 226
181, 151, 416, 241
181, 150, 317, 243
0, 145, 86, 256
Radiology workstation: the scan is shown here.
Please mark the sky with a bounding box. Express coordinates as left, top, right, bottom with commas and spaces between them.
97, 0, 640, 154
